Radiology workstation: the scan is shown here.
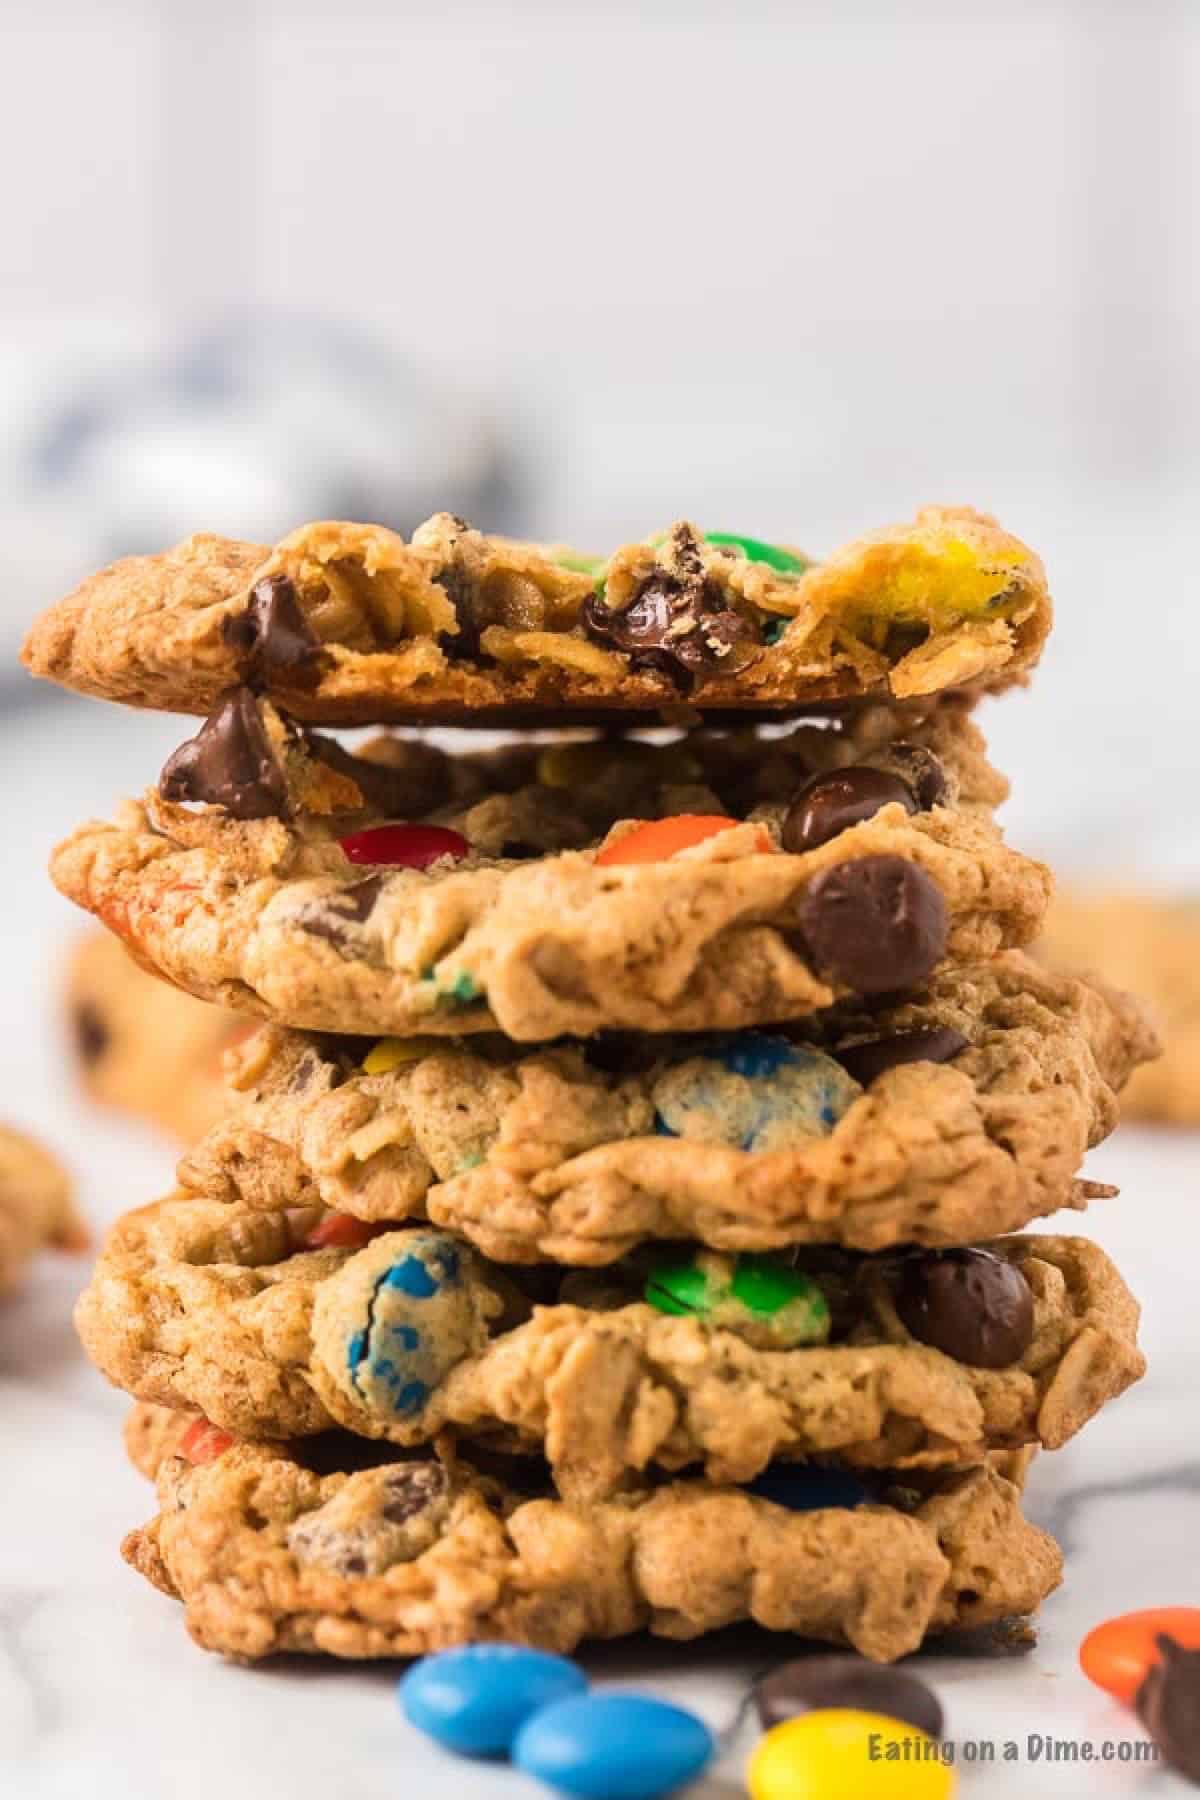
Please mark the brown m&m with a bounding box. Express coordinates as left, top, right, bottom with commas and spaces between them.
1137, 1634, 1200, 1783
895, 1248, 1035, 1368
755, 1656, 944, 1739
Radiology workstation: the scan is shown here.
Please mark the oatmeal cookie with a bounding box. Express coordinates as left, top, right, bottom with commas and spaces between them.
179, 954, 1156, 1261
0, 1125, 85, 1295
67, 931, 245, 1141
24, 509, 1051, 726
121, 1422, 1061, 1663
76, 1213, 1144, 1493
50, 697, 1050, 1041
1039, 890, 1200, 1125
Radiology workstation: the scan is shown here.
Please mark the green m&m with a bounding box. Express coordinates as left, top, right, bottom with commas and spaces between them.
703, 533, 810, 575
645, 1252, 830, 1349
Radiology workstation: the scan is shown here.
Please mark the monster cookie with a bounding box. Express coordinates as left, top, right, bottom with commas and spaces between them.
179, 953, 1156, 1261
1039, 890, 1200, 1125
77, 1208, 1144, 1491
119, 1416, 1061, 1662
0, 1126, 84, 1295
50, 696, 1050, 1040
67, 931, 245, 1141
24, 508, 1051, 727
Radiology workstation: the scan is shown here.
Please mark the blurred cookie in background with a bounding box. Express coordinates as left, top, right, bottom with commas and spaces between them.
0, 1125, 85, 1295
1039, 891, 1198, 1125
67, 933, 245, 1143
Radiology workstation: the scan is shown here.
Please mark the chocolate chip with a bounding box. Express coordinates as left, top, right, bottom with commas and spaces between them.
878, 742, 948, 810
797, 855, 947, 994
583, 524, 760, 689
756, 1656, 944, 1738
835, 1025, 969, 1087
436, 565, 485, 660
222, 575, 324, 687
781, 768, 918, 854
1137, 1636, 1200, 1782
895, 1249, 1035, 1368
159, 687, 288, 821
309, 735, 452, 818
298, 875, 385, 945
380, 1463, 448, 1523
72, 1000, 109, 1065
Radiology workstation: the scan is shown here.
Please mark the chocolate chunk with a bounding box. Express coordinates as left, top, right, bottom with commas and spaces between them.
159, 687, 288, 821
435, 565, 485, 660
835, 1025, 969, 1087
895, 1249, 1035, 1368
72, 1000, 109, 1065
756, 1656, 944, 1738
222, 575, 324, 687
309, 735, 452, 818
878, 742, 948, 810
781, 767, 918, 854
583, 524, 760, 689
1137, 1635, 1200, 1782
380, 1462, 448, 1523
298, 875, 385, 945
797, 855, 947, 993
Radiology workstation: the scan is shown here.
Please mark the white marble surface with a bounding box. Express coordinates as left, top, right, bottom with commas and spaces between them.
3, 696, 1200, 1798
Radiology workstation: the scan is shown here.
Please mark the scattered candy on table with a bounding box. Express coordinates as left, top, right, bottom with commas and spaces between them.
748, 1709, 956, 1799
645, 1250, 831, 1348
1135, 1633, 1200, 1782
595, 814, 770, 866
398, 1645, 588, 1756
755, 1656, 944, 1738
651, 1033, 862, 1151
338, 823, 469, 868
513, 1693, 714, 1800
1079, 1606, 1200, 1702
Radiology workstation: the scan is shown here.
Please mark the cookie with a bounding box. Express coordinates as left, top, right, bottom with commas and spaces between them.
179, 954, 1156, 1262
67, 931, 246, 1141
120, 1420, 1061, 1663
23, 508, 1051, 727
76, 1212, 1143, 1493
0, 1125, 84, 1294
1039, 891, 1200, 1125
50, 697, 1050, 1041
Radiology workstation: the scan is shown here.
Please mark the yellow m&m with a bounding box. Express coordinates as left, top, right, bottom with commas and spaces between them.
748, 1710, 956, 1800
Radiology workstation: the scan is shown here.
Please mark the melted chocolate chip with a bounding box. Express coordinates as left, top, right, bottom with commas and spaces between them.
895, 1249, 1035, 1368
380, 1463, 448, 1523
781, 767, 918, 854
72, 1001, 110, 1065
879, 742, 948, 810
222, 575, 324, 687
835, 1025, 969, 1087
583, 525, 760, 688
756, 1656, 944, 1738
796, 855, 947, 994
1137, 1636, 1200, 1782
298, 875, 385, 945
159, 687, 288, 821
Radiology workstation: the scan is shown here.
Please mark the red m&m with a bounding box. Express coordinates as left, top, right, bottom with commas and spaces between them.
338, 825, 469, 869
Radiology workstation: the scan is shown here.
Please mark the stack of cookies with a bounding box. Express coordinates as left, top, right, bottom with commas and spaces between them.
25, 506, 1157, 1665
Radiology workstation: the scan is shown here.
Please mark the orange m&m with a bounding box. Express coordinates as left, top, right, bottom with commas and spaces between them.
1079, 1608, 1200, 1703
595, 815, 771, 866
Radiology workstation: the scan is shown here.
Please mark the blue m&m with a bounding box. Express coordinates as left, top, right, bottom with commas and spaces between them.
514, 1693, 714, 1799
399, 1644, 587, 1756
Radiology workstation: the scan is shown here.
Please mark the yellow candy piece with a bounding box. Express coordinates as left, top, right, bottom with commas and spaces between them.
748, 1710, 956, 1800
361, 1038, 431, 1076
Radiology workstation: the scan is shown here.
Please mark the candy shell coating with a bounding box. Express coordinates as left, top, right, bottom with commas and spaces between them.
748, 1710, 956, 1799
513, 1693, 713, 1799
652, 1035, 861, 1154
399, 1644, 587, 1756
1080, 1607, 1200, 1703
704, 531, 809, 574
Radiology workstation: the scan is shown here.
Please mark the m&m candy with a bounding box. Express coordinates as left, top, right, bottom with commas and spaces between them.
748, 1710, 956, 1799
399, 1644, 587, 1756
1079, 1607, 1200, 1703
338, 824, 468, 868
513, 1693, 713, 1799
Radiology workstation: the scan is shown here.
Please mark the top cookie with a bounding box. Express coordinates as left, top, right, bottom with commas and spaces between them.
22, 508, 1050, 726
